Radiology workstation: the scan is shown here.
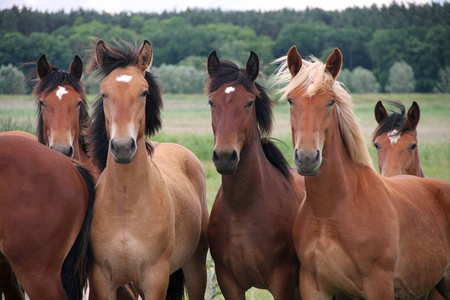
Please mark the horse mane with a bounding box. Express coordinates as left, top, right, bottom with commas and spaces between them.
371, 100, 415, 144
86, 41, 163, 172
206, 59, 292, 178
33, 66, 90, 153
274, 55, 374, 169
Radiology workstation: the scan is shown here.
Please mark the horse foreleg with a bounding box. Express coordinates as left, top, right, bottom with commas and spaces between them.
214, 266, 245, 300
435, 270, 450, 300
17, 271, 67, 300
182, 233, 208, 300
299, 267, 332, 300
139, 262, 170, 300
88, 264, 118, 300
268, 265, 298, 300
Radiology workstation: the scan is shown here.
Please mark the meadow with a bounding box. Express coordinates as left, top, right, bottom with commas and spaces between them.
0, 92, 449, 299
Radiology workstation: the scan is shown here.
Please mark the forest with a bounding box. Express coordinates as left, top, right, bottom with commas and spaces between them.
0, 2, 449, 93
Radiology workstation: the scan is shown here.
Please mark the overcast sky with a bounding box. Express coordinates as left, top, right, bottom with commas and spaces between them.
0, 0, 445, 14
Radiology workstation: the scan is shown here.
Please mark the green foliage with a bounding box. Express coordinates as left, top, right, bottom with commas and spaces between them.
433, 66, 450, 93
0, 64, 27, 94
349, 67, 380, 93
385, 61, 416, 93
152, 64, 206, 94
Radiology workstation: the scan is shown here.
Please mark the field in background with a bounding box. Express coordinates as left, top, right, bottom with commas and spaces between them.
1, 93, 449, 299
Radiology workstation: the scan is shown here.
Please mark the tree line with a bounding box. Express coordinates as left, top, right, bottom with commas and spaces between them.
0, 2, 449, 93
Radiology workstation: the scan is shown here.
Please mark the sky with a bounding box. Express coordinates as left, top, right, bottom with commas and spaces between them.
0, 0, 446, 14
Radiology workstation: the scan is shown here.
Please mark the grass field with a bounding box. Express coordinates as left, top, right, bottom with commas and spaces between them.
1, 92, 449, 299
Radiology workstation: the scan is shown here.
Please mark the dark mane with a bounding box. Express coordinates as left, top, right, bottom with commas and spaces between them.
86, 41, 163, 172
205, 59, 273, 136
206, 59, 291, 178
33, 66, 89, 153
372, 100, 415, 144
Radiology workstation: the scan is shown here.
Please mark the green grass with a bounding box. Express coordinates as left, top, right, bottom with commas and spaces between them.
0, 93, 449, 299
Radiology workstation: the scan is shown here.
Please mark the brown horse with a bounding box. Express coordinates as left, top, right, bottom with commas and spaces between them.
0, 135, 95, 300
34, 54, 99, 179
274, 46, 450, 299
0, 131, 37, 141
373, 100, 424, 177
206, 50, 305, 299
85, 40, 208, 299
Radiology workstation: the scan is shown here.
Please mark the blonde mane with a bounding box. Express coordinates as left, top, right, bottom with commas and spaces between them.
274, 55, 374, 169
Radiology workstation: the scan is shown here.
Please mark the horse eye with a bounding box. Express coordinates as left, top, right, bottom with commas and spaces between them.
246, 100, 254, 108
101, 93, 106, 99
287, 99, 293, 105
374, 143, 379, 150
208, 100, 214, 108
77, 101, 82, 107
329, 100, 335, 107
142, 90, 149, 98
410, 144, 417, 151
38, 100, 44, 107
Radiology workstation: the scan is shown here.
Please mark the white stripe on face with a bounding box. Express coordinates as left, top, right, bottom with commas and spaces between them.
387, 130, 401, 145
56, 86, 68, 100
225, 86, 235, 94
116, 75, 133, 83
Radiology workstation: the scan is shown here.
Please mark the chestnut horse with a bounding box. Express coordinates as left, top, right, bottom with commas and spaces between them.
274, 46, 450, 299
0, 135, 95, 300
206, 50, 305, 299
85, 40, 208, 299
373, 100, 424, 177
34, 54, 99, 179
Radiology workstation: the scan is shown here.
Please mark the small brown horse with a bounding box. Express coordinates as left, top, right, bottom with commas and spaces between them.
0, 135, 95, 300
274, 46, 450, 299
86, 40, 208, 299
373, 100, 424, 177
206, 50, 305, 299
34, 54, 99, 179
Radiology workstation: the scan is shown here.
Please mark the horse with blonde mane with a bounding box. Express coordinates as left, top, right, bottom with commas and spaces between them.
86, 40, 208, 299
274, 46, 450, 299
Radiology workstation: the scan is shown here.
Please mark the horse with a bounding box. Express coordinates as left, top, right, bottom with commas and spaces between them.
85, 40, 209, 299
273, 46, 450, 299
33, 54, 99, 179
0, 135, 95, 300
205, 50, 305, 299
0, 131, 37, 141
373, 100, 425, 177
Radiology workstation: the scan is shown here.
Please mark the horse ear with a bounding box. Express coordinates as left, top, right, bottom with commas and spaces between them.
70, 55, 83, 80
325, 48, 343, 79
95, 40, 108, 69
245, 51, 259, 82
407, 101, 420, 129
207, 50, 220, 76
138, 40, 153, 72
37, 54, 52, 79
375, 101, 388, 124
287, 46, 302, 78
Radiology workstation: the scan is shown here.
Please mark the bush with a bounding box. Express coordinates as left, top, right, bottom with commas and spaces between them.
337, 68, 352, 91
433, 66, 450, 93
350, 67, 381, 93
152, 64, 206, 94
0, 64, 27, 94
385, 61, 416, 93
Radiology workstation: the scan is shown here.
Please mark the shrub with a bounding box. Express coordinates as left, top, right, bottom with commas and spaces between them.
433, 66, 450, 93
0, 64, 27, 94
385, 61, 416, 93
350, 67, 381, 93
152, 64, 206, 94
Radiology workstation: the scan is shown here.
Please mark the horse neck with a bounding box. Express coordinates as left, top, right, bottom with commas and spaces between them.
73, 140, 100, 180
304, 110, 365, 215
221, 130, 272, 208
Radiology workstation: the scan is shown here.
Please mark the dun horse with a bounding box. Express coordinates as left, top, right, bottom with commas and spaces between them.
373, 100, 424, 177
86, 40, 208, 299
0, 135, 95, 300
206, 50, 305, 299
34, 54, 99, 179
274, 46, 450, 299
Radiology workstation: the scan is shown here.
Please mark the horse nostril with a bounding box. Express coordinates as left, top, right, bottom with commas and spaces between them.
212, 150, 219, 162
110, 139, 116, 151
130, 138, 136, 151
315, 150, 320, 161
68, 146, 74, 158
230, 150, 238, 162
294, 148, 299, 160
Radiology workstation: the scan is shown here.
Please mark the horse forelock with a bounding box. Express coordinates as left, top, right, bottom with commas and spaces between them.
206, 60, 274, 136
274, 54, 373, 169
372, 100, 415, 144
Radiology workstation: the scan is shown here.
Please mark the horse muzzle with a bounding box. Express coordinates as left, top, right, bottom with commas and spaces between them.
50, 144, 74, 158
212, 149, 239, 175
294, 148, 321, 176
110, 137, 137, 164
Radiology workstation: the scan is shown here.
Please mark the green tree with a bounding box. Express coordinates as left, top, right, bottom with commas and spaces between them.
433, 66, 450, 93
153, 64, 206, 94
385, 61, 416, 93
0, 64, 27, 94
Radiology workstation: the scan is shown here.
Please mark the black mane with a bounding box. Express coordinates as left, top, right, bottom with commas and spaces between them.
86, 41, 163, 172
33, 66, 89, 153
372, 100, 415, 144
206, 59, 291, 179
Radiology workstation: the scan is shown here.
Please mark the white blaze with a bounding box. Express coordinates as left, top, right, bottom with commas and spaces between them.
116, 75, 133, 83
56, 86, 68, 100
387, 130, 401, 145
225, 86, 235, 94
